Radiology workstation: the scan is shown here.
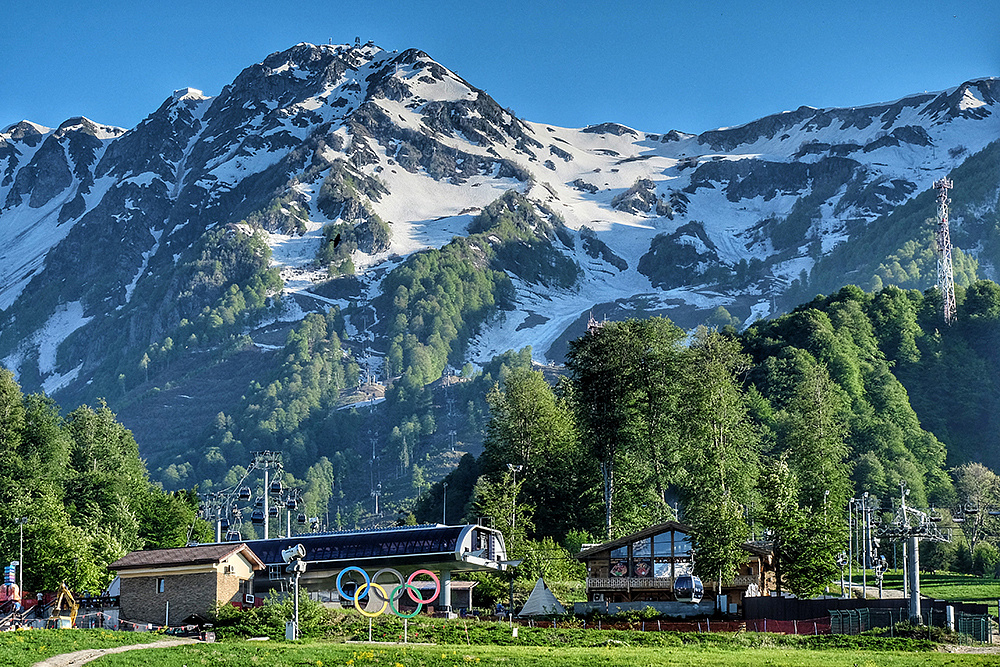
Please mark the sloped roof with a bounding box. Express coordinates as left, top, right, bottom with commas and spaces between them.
576, 520, 691, 560
108, 543, 265, 571
576, 521, 772, 560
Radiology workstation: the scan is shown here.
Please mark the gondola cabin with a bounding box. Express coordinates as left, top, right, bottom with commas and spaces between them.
674, 574, 704, 603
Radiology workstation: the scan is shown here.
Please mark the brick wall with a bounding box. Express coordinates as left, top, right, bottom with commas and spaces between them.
120, 571, 247, 625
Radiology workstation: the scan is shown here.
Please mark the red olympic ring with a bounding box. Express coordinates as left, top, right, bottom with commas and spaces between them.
405, 569, 440, 604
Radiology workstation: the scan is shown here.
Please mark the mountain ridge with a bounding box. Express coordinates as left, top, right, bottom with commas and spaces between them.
1, 42, 998, 503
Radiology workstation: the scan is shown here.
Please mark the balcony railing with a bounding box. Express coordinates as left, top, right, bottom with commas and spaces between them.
587, 574, 758, 590
587, 577, 675, 589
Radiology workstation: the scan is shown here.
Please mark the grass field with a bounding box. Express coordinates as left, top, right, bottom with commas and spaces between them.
0, 629, 177, 667
88, 640, 999, 667
857, 570, 1000, 617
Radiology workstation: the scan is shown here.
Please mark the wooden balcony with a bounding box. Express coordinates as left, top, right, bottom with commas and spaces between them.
587, 577, 675, 590
587, 574, 758, 591
728, 575, 758, 587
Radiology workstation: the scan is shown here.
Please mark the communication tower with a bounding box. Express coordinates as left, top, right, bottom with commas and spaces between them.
933, 177, 957, 324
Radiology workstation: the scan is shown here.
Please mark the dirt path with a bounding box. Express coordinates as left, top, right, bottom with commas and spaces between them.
32, 638, 200, 667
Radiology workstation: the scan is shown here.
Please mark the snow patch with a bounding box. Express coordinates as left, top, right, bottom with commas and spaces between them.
36, 301, 92, 375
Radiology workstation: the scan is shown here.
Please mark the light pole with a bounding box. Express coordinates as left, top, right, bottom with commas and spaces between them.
507, 464, 523, 531
862, 492, 869, 598
848, 499, 854, 597
836, 552, 848, 598
17, 517, 27, 597
442, 482, 448, 525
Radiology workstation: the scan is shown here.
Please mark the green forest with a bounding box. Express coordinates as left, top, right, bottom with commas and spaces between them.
414, 281, 1000, 597
6, 278, 1000, 598
0, 368, 207, 592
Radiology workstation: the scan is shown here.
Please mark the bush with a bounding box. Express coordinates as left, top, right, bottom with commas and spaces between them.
212, 591, 333, 639
972, 542, 1000, 578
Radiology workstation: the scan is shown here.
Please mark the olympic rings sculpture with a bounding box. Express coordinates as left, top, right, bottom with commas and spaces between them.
335, 566, 440, 618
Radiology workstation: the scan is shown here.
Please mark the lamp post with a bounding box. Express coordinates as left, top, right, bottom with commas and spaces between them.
836, 552, 848, 599
442, 482, 448, 525
507, 464, 523, 531
862, 492, 870, 598
17, 517, 27, 597
499, 559, 522, 625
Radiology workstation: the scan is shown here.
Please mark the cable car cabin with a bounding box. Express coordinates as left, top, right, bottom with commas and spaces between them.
286, 498, 298, 510
250, 509, 265, 525
220, 518, 231, 531
226, 530, 243, 542
268, 506, 279, 519
674, 574, 704, 603
238, 487, 252, 501
297, 513, 307, 524
269, 480, 283, 495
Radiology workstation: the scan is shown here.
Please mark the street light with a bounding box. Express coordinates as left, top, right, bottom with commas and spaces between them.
17, 517, 27, 597
442, 482, 449, 525
507, 464, 523, 530
499, 559, 522, 625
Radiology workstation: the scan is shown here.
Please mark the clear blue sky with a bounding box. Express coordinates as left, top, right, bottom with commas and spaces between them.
3, 0, 997, 135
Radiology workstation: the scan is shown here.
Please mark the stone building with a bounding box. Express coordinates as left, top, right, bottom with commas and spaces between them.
108, 543, 264, 625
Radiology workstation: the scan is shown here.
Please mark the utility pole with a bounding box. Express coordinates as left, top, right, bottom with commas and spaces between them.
442, 482, 448, 525
507, 464, 523, 531
18, 517, 27, 597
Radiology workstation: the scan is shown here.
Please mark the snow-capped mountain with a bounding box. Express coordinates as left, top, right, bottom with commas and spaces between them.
1, 40, 998, 416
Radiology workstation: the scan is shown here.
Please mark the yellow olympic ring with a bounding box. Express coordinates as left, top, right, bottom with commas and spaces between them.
354, 581, 388, 617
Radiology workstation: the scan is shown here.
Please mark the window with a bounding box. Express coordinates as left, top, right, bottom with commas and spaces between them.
632, 538, 651, 557
156, 578, 165, 594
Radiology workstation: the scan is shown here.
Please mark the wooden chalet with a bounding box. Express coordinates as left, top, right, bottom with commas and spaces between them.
576, 521, 775, 611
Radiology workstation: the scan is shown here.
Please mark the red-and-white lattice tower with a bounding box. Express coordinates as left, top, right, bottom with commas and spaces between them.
933, 177, 957, 325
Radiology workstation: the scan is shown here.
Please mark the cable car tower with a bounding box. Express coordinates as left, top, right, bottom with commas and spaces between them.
933, 177, 957, 325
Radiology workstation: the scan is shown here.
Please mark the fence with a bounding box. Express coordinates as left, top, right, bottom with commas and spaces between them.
956, 613, 991, 644
829, 608, 907, 634
523, 617, 830, 635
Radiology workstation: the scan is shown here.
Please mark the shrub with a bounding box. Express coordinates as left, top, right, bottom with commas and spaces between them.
212, 591, 333, 639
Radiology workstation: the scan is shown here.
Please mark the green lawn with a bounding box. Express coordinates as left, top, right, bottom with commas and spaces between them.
90, 640, 999, 667
0, 628, 176, 667
878, 570, 1000, 615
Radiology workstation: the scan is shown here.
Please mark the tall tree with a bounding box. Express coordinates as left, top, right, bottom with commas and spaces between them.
566, 318, 684, 538
953, 462, 1000, 555
566, 321, 637, 538
479, 368, 599, 541
675, 330, 759, 585
763, 361, 852, 597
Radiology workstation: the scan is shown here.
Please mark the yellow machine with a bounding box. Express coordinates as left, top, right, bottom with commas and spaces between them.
52, 583, 78, 628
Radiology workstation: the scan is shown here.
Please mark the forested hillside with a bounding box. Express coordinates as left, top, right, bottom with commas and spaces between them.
416, 282, 1000, 596
0, 369, 203, 592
